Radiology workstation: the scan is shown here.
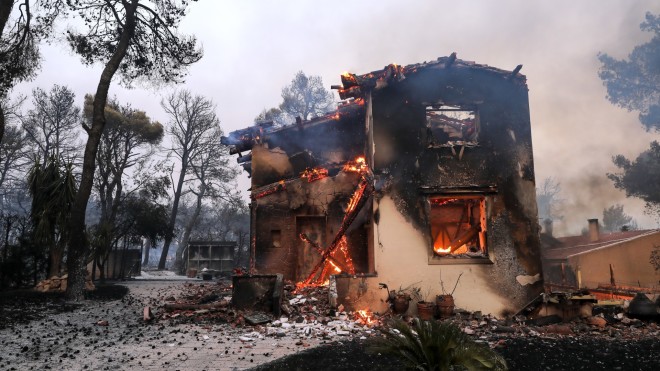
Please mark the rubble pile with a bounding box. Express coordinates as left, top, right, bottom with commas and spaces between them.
438, 309, 660, 349
155, 281, 235, 324
152, 280, 660, 351
153, 281, 379, 342
34, 273, 95, 292
258, 283, 379, 342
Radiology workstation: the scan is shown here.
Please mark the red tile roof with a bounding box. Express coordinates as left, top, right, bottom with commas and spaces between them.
542, 230, 659, 260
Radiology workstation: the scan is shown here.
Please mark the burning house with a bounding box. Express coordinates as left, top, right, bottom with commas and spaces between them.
222, 55, 544, 316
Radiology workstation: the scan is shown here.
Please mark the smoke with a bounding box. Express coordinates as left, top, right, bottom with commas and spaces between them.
12, 0, 660, 223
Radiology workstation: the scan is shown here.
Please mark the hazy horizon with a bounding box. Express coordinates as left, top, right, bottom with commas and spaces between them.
10, 0, 660, 236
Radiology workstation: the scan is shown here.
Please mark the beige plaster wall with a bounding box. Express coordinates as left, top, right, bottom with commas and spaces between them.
568, 232, 660, 289
340, 196, 525, 317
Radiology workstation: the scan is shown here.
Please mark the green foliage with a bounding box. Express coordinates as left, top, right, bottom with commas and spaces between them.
608, 141, 660, 220
27, 156, 77, 246
0, 0, 59, 98
370, 318, 507, 371
598, 12, 660, 132
26, 155, 77, 277
24, 85, 81, 161
122, 184, 172, 247
84, 94, 164, 144
280, 71, 335, 121
0, 232, 48, 289
602, 204, 637, 232
254, 107, 285, 126
64, 0, 202, 86
599, 12, 660, 222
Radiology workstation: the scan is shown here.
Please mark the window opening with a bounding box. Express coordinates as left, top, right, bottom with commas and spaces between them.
429, 195, 487, 257
426, 105, 479, 148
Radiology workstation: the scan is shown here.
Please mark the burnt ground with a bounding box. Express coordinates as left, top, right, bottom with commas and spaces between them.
1, 281, 660, 371
250, 336, 660, 371
0, 284, 128, 330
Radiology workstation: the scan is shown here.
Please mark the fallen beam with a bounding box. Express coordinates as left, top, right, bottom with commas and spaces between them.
303, 174, 373, 284
299, 233, 350, 273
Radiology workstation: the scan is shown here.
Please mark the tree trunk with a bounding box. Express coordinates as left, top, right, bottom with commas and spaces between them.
0, 0, 15, 145
91, 255, 97, 282
0, 104, 5, 153
0, 0, 14, 39
174, 189, 203, 274
48, 243, 64, 278
142, 238, 151, 266
65, 3, 137, 301
119, 238, 125, 279
158, 157, 188, 270
111, 242, 118, 280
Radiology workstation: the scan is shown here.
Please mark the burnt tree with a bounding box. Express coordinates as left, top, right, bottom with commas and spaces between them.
174, 131, 239, 274
0, 0, 58, 146
87, 95, 163, 280
63, 0, 201, 300
158, 91, 225, 270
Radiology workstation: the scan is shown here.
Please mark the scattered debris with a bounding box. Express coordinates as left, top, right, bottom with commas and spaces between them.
34, 273, 95, 293
143, 306, 153, 321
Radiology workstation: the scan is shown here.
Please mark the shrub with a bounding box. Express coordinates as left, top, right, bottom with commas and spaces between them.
370, 318, 507, 370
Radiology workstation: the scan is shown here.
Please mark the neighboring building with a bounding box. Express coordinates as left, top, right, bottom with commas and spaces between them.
543, 219, 660, 290
223, 55, 544, 316
187, 241, 236, 275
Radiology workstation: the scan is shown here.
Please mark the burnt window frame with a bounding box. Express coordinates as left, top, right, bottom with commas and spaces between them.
425, 104, 480, 150
422, 189, 495, 265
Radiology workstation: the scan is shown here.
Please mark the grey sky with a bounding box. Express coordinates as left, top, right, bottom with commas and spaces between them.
13, 0, 660, 235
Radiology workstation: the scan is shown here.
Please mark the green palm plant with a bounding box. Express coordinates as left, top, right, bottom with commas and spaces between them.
370, 318, 507, 371
27, 156, 78, 277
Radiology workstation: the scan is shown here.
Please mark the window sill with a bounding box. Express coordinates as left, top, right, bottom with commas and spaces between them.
427, 256, 493, 265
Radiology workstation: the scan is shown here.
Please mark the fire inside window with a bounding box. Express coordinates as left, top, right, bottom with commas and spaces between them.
426, 106, 478, 147
429, 195, 487, 257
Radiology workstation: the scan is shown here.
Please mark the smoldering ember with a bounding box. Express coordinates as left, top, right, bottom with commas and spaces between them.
2, 50, 660, 371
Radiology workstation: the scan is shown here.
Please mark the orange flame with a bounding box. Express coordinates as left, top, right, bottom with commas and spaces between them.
434, 245, 452, 254
253, 180, 286, 199
342, 156, 367, 173
293, 279, 330, 293
337, 237, 355, 275
301, 167, 329, 183
356, 309, 376, 325
345, 181, 367, 216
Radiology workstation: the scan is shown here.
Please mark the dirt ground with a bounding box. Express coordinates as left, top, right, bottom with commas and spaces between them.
0, 281, 325, 371
2, 280, 660, 371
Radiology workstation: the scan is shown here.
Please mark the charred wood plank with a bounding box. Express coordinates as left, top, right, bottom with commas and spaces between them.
237, 153, 252, 163
445, 52, 457, 68
229, 140, 255, 155
299, 233, 350, 273
508, 64, 523, 79
303, 174, 373, 284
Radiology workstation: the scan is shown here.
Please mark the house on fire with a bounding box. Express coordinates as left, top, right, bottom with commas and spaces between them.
222, 55, 544, 316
